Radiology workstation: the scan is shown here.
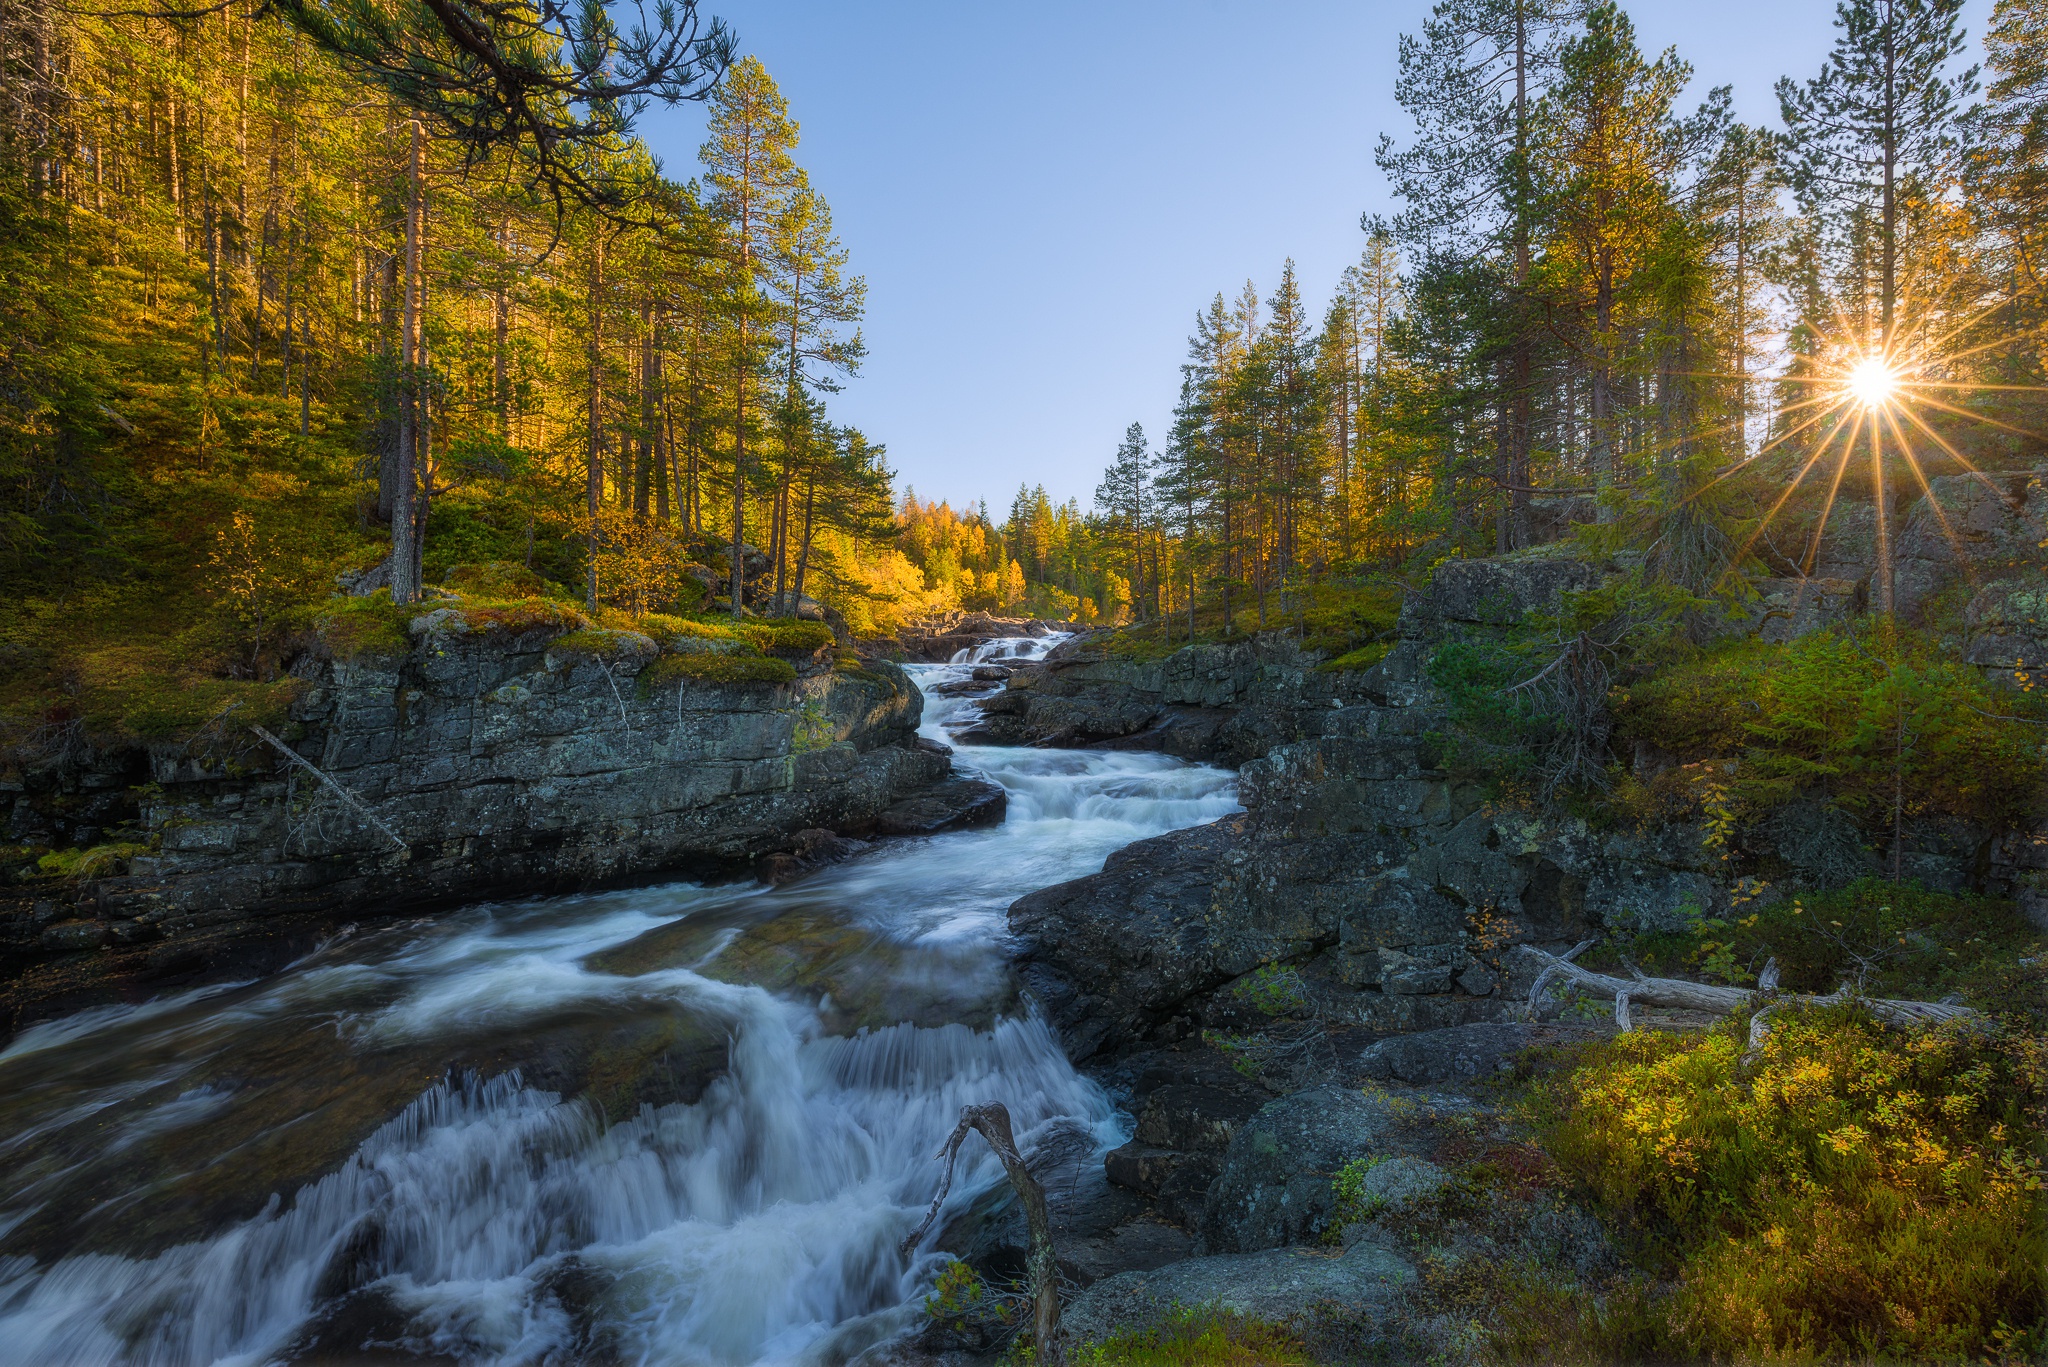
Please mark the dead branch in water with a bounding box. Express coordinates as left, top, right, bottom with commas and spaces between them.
901, 1101, 1062, 1362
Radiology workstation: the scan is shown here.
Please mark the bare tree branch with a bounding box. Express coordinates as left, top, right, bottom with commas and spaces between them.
902, 1101, 1063, 1362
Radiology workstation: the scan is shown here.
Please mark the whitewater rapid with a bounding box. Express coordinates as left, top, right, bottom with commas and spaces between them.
0, 637, 1238, 1365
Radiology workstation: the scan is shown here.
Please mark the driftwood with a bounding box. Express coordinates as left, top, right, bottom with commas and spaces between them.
901, 1101, 1062, 1361
250, 726, 408, 852
1516, 940, 1978, 1060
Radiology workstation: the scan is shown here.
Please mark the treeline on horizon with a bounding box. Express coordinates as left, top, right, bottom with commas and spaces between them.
1009, 0, 2046, 643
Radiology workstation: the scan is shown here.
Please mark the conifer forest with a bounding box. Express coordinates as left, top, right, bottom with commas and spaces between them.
0, 0, 2042, 1362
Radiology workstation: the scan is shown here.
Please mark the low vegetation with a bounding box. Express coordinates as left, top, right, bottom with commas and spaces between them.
1529, 1006, 2045, 1365
1070, 1306, 1314, 1366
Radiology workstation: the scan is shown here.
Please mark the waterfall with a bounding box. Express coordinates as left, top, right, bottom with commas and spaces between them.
0, 654, 1238, 1366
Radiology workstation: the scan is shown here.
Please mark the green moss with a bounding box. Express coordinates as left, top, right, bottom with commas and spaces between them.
637, 653, 795, 692
640, 614, 740, 647
450, 597, 586, 636
548, 628, 649, 659
828, 648, 892, 688
1319, 641, 1392, 672
739, 619, 835, 654
442, 561, 548, 599
104, 676, 304, 740
36, 841, 152, 879
1072, 1305, 1313, 1365
312, 592, 428, 660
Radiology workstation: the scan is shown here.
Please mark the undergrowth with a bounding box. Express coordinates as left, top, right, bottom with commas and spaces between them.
1527, 1007, 2047, 1364
1601, 879, 2048, 1024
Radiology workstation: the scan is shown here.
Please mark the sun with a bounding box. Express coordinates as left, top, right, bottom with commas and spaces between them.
1845, 355, 1899, 409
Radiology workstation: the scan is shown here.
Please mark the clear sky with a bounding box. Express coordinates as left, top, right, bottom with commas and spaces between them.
639, 0, 1990, 514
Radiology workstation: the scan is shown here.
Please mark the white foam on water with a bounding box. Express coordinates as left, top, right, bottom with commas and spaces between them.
0, 653, 1238, 1366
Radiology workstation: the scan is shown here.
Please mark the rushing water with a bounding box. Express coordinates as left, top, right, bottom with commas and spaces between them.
0, 639, 1238, 1366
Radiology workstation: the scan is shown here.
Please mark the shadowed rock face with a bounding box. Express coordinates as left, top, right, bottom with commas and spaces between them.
0, 620, 960, 1030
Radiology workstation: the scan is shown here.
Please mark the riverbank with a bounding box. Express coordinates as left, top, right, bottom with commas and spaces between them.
0, 602, 1014, 1035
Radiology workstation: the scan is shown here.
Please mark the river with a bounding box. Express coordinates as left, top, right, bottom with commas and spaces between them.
0, 639, 1238, 1366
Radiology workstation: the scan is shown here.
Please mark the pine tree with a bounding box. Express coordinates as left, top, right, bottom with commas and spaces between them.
1778, 0, 1978, 346
701, 56, 801, 614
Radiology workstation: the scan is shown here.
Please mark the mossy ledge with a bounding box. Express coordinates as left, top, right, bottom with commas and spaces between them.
0, 610, 947, 1034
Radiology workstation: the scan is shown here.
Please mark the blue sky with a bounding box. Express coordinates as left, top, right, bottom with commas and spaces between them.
640, 1, 1989, 514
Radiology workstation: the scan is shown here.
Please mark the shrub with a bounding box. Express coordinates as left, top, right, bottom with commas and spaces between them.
738, 618, 835, 654
1613, 629, 2046, 830
636, 652, 795, 692
1531, 1009, 2047, 1363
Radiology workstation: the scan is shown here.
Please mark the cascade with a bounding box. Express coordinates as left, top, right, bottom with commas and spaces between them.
0, 642, 1238, 1366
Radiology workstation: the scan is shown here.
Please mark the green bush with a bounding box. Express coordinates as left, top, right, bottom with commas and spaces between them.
1531, 1009, 2047, 1363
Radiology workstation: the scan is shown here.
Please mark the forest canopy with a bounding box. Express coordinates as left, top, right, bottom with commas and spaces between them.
0, 0, 2043, 730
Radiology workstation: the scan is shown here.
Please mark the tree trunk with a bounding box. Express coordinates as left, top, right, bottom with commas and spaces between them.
585, 233, 606, 610
389, 118, 423, 605
901, 1103, 1063, 1363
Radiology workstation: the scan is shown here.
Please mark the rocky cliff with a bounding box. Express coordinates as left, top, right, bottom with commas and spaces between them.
0, 608, 987, 1028
1007, 469, 2048, 1064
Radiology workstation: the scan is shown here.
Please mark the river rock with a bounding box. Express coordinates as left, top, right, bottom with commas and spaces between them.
1010, 818, 1249, 1059
1201, 1085, 1412, 1254
867, 773, 1007, 835
962, 632, 1387, 764
1357, 1022, 1546, 1084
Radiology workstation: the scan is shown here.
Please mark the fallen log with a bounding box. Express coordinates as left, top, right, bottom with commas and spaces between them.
1515, 941, 1978, 1059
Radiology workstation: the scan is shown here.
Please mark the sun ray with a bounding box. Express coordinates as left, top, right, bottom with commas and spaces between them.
1892, 402, 2014, 505
1879, 404, 1974, 593
1680, 400, 1855, 510
1903, 393, 2048, 443
1802, 408, 1866, 579
1712, 405, 1862, 591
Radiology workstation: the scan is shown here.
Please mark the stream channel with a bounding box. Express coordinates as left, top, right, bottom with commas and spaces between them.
0, 638, 1240, 1366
